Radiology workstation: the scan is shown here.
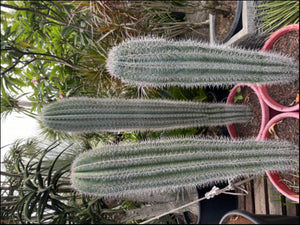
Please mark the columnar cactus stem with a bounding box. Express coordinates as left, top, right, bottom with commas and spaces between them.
106, 37, 299, 87
40, 97, 252, 133
71, 137, 299, 199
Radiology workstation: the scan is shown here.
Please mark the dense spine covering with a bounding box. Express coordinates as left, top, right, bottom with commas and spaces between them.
71, 137, 299, 199
106, 37, 299, 87
40, 97, 252, 133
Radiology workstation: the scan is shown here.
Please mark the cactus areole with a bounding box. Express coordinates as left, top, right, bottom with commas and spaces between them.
106, 37, 298, 87
71, 137, 299, 199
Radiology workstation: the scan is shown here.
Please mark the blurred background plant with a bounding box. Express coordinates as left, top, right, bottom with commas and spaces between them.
0, 1, 214, 223
1, 93, 35, 119
0, 0, 209, 120
0, 137, 124, 224
1, 136, 181, 224
1, 0, 209, 115
1, 0, 213, 140
254, 0, 299, 35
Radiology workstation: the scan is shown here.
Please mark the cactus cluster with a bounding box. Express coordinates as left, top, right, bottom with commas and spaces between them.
71, 137, 299, 199
40, 97, 252, 133
106, 37, 299, 87
41, 34, 299, 202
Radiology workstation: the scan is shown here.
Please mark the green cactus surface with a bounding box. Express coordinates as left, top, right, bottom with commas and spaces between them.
71, 137, 299, 199
40, 97, 252, 133
106, 37, 299, 87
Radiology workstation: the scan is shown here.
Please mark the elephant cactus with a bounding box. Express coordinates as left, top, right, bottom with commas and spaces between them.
71, 137, 299, 199
106, 37, 298, 87
40, 97, 252, 133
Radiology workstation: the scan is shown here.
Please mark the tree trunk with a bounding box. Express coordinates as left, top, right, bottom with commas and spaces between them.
201, 0, 233, 17
0, 186, 19, 191
0, 171, 23, 178
17, 100, 33, 108
1, 196, 19, 201
57, 185, 74, 193
0, 200, 18, 207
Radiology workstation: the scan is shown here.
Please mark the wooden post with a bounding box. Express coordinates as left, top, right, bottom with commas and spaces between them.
245, 179, 254, 213
267, 179, 283, 215
253, 175, 267, 214
285, 197, 299, 216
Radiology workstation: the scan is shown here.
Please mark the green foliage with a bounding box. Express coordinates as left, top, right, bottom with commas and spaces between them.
1, 138, 119, 224
122, 127, 202, 144
1, 1, 88, 113
0, 1, 143, 114
255, 0, 299, 34
106, 37, 299, 88
233, 87, 243, 103
1, 93, 36, 120
40, 97, 252, 133
71, 137, 299, 199
1, 0, 204, 117
159, 86, 207, 102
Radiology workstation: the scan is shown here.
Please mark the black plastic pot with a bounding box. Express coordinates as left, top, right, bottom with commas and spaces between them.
196, 183, 238, 224
170, 12, 186, 22
182, 183, 238, 224
219, 209, 299, 224
211, 1, 243, 44
205, 87, 230, 103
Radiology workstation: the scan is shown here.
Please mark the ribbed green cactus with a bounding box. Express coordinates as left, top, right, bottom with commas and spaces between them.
106, 37, 299, 87
40, 97, 252, 133
71, 137, 299, 199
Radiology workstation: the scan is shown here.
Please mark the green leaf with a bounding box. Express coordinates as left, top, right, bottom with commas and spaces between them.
234, 95, 243, 103
13, 67, 22, 75
10, 50, 24, 58
35, 149, 52, 189
52, 164, 70, 192
30, 102, 38, 113
169, 87, 188, 100
65, 89, 73, 97
49, 66, 59, 79
11, 22, 20, 33
1, 41, 9, 49
37, 29, 48, 41
24, 177, 38, 191
10, 76, 26, 87
51, 198, 68, 211
1, 79, 9, 102
23, 191, 36, 221
24, 151, 41, 179
37, 192, 50, 223
28, 192, 42, 220
47, 144, 72, 186
62, 27, 74, 38
14, 191, 34, 220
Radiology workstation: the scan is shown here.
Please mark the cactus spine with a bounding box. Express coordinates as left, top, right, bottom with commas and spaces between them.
71, 137, 299, 199
41, 97, 252, 133
106, 37, 298, 87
